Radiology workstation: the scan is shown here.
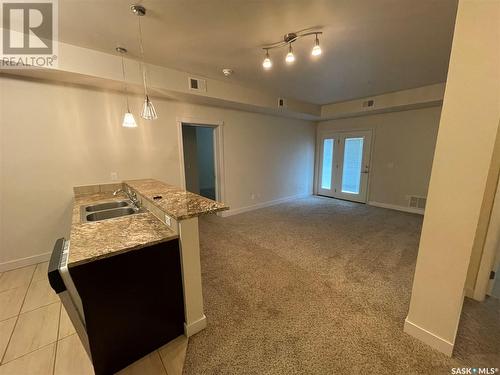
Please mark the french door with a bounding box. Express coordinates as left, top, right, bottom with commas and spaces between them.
317, 130, 372, 203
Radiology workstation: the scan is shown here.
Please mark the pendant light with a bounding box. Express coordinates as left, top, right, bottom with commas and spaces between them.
262, 49, 272, 70
131, 5, 158, 120
116, 47, 137, 128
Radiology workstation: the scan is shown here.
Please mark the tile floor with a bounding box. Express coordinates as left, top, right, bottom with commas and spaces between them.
0, 263, 187, 375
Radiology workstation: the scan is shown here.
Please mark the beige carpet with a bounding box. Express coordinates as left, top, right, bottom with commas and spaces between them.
184, 196, 500, 374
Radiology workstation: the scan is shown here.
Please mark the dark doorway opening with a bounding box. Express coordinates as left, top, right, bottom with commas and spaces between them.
181, 124, 216, 200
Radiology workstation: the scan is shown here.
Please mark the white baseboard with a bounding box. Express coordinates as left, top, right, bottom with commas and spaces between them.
184, 314, 207, 337
368, 201, 424, 215
0, 252, 51, 273
404, 318, 454, 356
221, 193, 311, 217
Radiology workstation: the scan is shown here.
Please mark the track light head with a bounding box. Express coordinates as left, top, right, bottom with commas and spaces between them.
312, 34, 322, 56
262, 49, 272, 70
285, 44, 295, 64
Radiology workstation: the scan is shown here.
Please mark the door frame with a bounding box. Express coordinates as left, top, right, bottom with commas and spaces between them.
176, 117, 226, 207
315, 128, 374, 203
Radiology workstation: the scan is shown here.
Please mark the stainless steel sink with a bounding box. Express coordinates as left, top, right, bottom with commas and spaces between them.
85, 201, 129, 212
80, 200, 145, 223
85, 207, 140, 222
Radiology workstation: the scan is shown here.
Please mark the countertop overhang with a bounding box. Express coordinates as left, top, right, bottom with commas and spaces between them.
124, 179, 228, 220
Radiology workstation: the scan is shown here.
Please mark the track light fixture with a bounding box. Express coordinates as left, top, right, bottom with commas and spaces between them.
261, 30, 323, 70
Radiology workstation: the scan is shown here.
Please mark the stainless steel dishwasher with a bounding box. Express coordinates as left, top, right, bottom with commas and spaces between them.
47, 238, 91, 357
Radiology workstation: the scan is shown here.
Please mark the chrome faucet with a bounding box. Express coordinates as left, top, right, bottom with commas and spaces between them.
113, 188, 140, 208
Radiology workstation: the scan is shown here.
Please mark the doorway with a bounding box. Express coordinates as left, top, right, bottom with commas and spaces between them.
489, 243, 500, 298
317, 130, 372, 203
473, 176, 500, 301
181, 124, 217, 200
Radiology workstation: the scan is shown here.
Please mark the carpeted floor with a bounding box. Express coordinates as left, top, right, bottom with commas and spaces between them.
183, 196, 500, 374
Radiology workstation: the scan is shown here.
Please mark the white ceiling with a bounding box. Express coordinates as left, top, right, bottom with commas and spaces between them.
58, 0, 458, 105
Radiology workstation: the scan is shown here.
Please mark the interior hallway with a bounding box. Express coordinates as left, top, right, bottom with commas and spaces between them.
185, 196, 500, 374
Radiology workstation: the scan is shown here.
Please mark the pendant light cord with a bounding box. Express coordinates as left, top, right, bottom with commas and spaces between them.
137, 16, 149, 97
120, 55, 131, 112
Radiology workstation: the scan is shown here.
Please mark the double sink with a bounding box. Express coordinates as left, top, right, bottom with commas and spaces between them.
81, 200, 145, 222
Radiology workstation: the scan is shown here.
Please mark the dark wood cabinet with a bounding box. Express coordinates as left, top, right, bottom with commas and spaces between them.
69, 239, 184, 375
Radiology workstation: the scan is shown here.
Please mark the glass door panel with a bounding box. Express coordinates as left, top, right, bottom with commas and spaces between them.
318, 137, 339, 197
321, 139, 334, 190
341, 137, 364, 194
316, 131, 372, 203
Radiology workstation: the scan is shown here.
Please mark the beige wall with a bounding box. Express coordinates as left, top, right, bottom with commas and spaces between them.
0, 76, 315, 268
405, 0, 500, 355
317, 106, 441, 208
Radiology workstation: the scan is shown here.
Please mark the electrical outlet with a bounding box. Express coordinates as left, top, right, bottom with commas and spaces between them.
164, 214, 171, 227
110, 172, 118, 181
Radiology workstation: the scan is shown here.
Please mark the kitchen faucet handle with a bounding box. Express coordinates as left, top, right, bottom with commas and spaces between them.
113, 189, 124, 196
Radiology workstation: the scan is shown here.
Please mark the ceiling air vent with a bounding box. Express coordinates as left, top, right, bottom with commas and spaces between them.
188, 77, 207, 92
409, 196, 427, 210
362, 99, 375, 108
278, 97, 287, 109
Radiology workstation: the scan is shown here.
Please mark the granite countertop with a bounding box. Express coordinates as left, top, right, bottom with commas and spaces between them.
68, 179, 228, 267
68, 192, 178, 267
125, 179, 229, 220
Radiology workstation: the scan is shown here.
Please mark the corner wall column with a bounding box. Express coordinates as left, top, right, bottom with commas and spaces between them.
404, 0, 500, 356
178, 217, 207, 336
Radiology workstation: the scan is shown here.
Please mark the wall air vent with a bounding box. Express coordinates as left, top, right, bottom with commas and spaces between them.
362, 99, 375, 108
409, 196, 427, 210
278, 97, 287, 109
188, 77, 207, 92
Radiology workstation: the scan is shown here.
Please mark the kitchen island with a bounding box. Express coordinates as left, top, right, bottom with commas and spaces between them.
55, 179, 228, 374
70, 178, 228, 329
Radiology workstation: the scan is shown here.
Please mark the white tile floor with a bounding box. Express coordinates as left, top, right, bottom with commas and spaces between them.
0, 263, 187, 375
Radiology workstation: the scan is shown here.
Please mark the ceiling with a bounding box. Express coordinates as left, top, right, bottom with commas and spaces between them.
58, 0, 458, 105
